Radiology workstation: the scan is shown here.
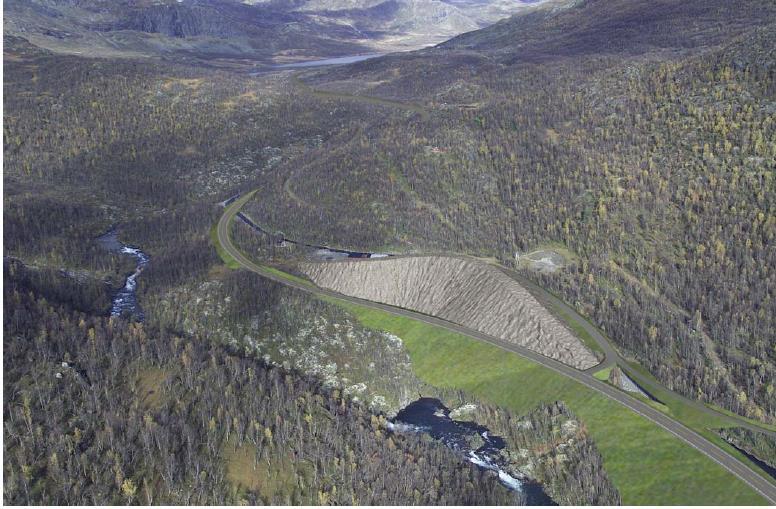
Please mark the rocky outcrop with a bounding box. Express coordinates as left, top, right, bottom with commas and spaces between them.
119, 4, 237, 38
302, 256, 599, 369
608, 365, 649, 398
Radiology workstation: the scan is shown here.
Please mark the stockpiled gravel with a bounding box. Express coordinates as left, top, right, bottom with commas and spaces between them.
303, 256, 599, 369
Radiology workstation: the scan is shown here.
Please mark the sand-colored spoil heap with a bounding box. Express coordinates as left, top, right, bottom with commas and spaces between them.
302, 256, 599, 369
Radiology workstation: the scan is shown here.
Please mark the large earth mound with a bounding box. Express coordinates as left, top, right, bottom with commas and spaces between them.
302, 256, 599, 369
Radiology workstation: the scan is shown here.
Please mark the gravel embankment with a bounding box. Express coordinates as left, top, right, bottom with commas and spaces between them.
302, 256, 599, 369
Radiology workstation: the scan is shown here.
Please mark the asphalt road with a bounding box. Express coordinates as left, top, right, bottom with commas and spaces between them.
217, 192, 776, 504
498, 266, 776, 440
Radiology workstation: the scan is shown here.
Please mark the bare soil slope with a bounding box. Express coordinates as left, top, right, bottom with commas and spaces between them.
303, 256, 599, 369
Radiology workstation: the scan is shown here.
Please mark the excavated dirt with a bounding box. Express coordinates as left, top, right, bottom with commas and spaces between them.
302, 256, 599, 369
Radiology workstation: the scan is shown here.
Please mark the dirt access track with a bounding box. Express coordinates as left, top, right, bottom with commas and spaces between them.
302, 256, 600, 370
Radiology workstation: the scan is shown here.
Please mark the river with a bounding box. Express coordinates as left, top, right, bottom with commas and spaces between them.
249, 53, 384, 76
97, 229, 149, 321
272, 53, 384, 69
390, 398, 556, 505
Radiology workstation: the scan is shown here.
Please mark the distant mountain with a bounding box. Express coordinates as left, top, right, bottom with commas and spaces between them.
442, 0, 776, 62
3, 0, 370, 63
268, 1, 554, 40
3, 0, 551, 63
306, 0, 482, 38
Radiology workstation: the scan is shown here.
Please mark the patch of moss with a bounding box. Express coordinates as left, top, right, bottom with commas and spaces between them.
135, 367, 170, 411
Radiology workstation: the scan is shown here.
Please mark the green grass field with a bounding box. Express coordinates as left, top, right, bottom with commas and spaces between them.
622, 361, 776, 472
337, 302, 767, 506
257, 264, 315, 288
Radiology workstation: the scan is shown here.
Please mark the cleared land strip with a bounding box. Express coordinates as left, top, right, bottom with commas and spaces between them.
281, 75, 431, 212
217, 192, 776, 504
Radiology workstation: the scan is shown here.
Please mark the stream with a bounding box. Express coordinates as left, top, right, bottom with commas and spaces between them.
272, 53, 384, 69
97, 229, 149, 321
249, 53, 385, 76
390, 398, 556, 505
722, 440, 776, 481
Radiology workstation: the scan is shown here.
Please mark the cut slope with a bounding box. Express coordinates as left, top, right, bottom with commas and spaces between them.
303, 256, 599, 369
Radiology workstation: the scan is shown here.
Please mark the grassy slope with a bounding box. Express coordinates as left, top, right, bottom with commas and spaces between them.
213, 214, 312, 288
623, 361, 776, 455
210, 221, 241, 269
223, 438, 300, 501
593, 366, 613, 381
338, 303, 766, 505
707, 404, 776, 433
511, 262, 776, 479
542, 297, 604, 356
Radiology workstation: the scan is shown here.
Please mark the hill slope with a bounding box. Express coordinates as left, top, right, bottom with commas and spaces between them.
244, 0, 776, 423
443, 0, 776, 60
3, 0, 552, 62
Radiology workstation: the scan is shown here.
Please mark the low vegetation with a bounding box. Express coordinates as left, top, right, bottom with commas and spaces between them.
718, 428, 776, 474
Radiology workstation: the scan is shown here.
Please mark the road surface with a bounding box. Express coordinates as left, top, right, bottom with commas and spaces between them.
217, 191, 776, 504
499, 265, 776, 440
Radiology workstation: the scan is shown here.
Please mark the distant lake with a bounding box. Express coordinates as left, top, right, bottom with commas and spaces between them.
273, 53, 384, 69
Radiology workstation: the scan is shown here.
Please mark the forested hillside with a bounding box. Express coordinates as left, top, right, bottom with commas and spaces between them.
4, 0, 775, 503
3, 272, 522, 505
242, 1, 776, 423
4, 32, 621, 503
469, 401, 621, 505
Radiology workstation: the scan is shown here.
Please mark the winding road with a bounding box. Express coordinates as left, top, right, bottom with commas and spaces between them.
291, 75, 431, 121
217, 191, 776, 504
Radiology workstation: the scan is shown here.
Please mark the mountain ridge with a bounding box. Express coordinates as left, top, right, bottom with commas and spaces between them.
3, 0, 553, 63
